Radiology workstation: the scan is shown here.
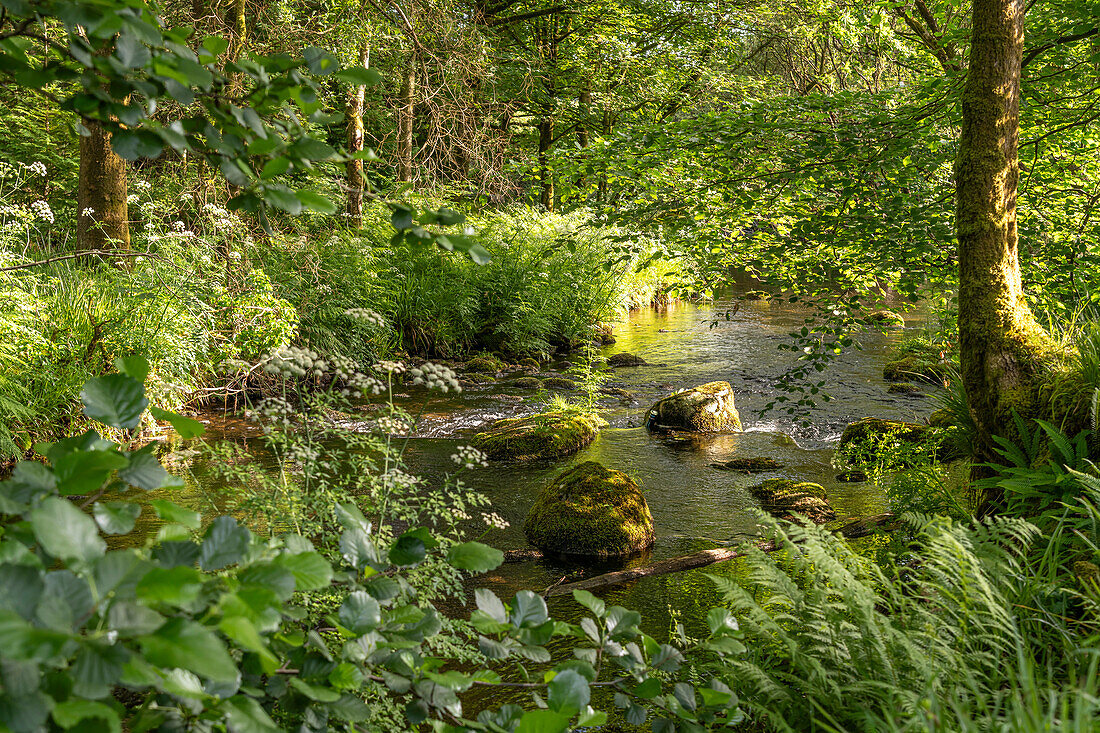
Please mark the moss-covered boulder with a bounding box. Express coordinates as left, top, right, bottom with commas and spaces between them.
541, 376, 577, 390
473, 411, 601, 461
594, 323, 616, 345
928, 408, 953, 428
462, 373, 496, 385
749, 479, 836, 524
608, 352, 647, 367
464, 355, 505, 373
645, 381, 742, 433
511, 376, 542, 390
599, 387, 634, 399
867, 310, 906, 328
518, 357, 541, 370
524, 461, 655, 558
887, 383, 922, 394
836, 417, 957, 467
712, 457, 783, 472
883, 337, 954, 383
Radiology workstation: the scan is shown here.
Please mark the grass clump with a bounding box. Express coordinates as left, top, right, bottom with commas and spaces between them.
836, 417, 959, 471
524, 461, 655, 558
883, 334, 955, 383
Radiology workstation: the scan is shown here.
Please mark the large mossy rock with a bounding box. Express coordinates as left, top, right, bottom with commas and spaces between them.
866, 310, 906, 328
608, 352, 647, 367
464, 355, 505, 373
836, 417, 958, 467
524, 461, 655, 558
645, 381, 742, 433
473, 411, 601, 461
882, 337, 954, 384
749, 479, 836, 524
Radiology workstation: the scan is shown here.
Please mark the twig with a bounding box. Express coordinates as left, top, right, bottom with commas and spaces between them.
0, 249, 158, 272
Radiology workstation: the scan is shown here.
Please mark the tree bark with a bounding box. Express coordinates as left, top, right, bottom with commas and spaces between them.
396, 50, 416, 183
537, 117, 554, 209
77, 121, 130, 250
956, 0, 1055, 469
345, 39, 370, 225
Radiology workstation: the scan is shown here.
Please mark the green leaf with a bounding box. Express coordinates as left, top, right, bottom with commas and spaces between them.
149, 499, 200, 529
334, 66, 381, 86
446, 541, 503, 572
338, 591, 381, 633
388, 532, 426, 566
149, 406, 205, 439
264, 185, 302, 214
111, 130, 164, 161
289, 137, 335, 161
113, 356, 149, 383
139, 617, 238, 682
54, 449, 128, 495
572, 589, 605, 617
52, 700, 121, 733
510, 591, 548, 628
475, 588, 507, 623
119, 446, 170, 490
276, 551, 332, 590
296, 189, 337, 214
224, 696, 279, 732
93, 501, 141, 535
114, 33, 150, 69
547, 669, 590, 715
31, 497, 106, 563
136, 565, 203, 607
199, 516, 251, 570
516, 709, 571, 733
81, 374, 148, 429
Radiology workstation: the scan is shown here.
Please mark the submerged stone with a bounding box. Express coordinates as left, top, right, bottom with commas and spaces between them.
462, 373, 496, 385
511, 376, 542, 390
464, 356, 504, 373
524, 461, 655, 558
712, 457, 783, 473
645, 381, 742, 433
473, 411, 601, 461
748, 479, 836, 524
867, 310, 906, 328
607, 352, 647, 367
887, 382, 923, 394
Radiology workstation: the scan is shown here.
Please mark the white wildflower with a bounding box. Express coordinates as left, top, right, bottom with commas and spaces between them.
30, 200, 53, 224
451, 445, 488, 469
480, 512, 510, 530
407, 362, 461, 393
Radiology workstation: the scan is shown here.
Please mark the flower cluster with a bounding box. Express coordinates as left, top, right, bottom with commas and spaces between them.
374, 415, 411, 435
481, 511, 510, 530
344, 371, 384, 397
381, 469, 419, 491
26, 162, 46, 177
451, 445, 488, 469
285, 442, 321, 465
372, 360, 406, 375
30, 200, 53, 224
256, 397, 294, 425
345, 307, 386, 328
408, 362, 461, 393
263, 347, 329, 379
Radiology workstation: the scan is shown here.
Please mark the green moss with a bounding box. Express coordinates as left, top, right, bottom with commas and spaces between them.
518, 357, 541, 370
511, 376, 541, 390
464, 355, 504, 373
836, 470, 867, 482
646, 381, 741, 433
541, 376, 577, 390
837, 417, 960, 468
524, 461, 655, 557
599, 387, 634, 399
462, 373, 496, 385
748, 479, 835, 524
887, 383, 922, 394
607, 352, 647, 367
867, 310, 906, 327
928, 409, 953, 428
473, 411, 602, 461
712, 457, 783, 472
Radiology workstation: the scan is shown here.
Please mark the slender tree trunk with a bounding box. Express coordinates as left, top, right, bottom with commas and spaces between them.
226, 0, 247, 94
956, 0, 1055, 469
537, 118, 554, 210
345, 39, 370, 225
396, 50, 416, 182
77, 121, 130, 250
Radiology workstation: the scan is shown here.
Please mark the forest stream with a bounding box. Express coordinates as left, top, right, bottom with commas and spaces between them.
152, 289, 938, 643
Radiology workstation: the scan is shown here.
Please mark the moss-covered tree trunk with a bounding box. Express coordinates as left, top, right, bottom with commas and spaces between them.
77, 121, 130, 250
396, 51, 416, 182
345, 38, 369, 225
956, 0, 1054, 467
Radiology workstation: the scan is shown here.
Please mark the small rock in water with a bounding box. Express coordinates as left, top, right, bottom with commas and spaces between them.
887, 382, 923, 395
511, 376, 541, 390
712, 456, 783, 473
836, 470, 868, 482
541, 376, 577, 390
607, 352, 648, 367
748, 479, 836, 524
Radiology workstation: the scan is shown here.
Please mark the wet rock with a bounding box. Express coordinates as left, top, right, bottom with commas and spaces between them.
518, 357, 541, 370
511, 376, 542, 390
866, 310, 906, 328
525, 461, 655, 558
473, 411, 602, 461
712, 457, 783, 473
541, 376, 577, 390
645, 381, 742, 433
748, 479, 836, 524
928, 408, 953, 427
883, 355, 949, 384
599, 387, 634, 399
887, 382, 923, 395
464, 355, 505, 373
743, 290, 769, 301
836, 470, 868, 482
608, 352, 648, 367
837, 417, 958, 467
462, 373, 496, 385
594, 323, 616, 345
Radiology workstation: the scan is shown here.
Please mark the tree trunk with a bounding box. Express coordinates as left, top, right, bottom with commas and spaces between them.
345, 39, 370, 225
956, 0, 1056, 472
77, 121, 130, 250
396, 50, 416, 183
537, 117, 554, 210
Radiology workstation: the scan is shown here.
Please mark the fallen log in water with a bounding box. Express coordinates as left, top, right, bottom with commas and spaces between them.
541, 512, 897, 597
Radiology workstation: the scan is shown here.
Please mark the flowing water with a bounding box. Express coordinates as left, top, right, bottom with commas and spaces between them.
167, 289, 939, 641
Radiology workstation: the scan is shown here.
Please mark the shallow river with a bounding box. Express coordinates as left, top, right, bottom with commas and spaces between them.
177, 289, 939, 643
